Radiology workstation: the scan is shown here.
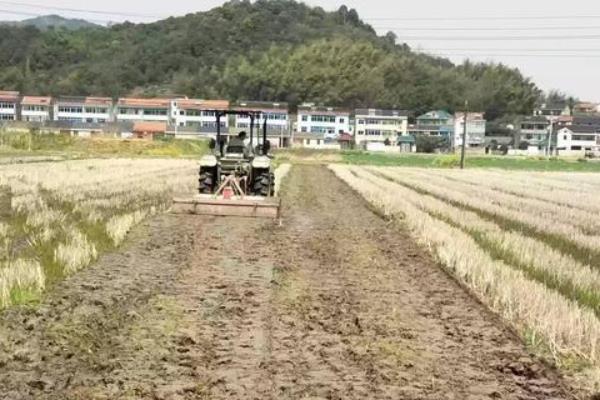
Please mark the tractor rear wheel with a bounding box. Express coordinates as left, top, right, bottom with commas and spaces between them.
198, 169, 215, 194
252, 171, 275, 197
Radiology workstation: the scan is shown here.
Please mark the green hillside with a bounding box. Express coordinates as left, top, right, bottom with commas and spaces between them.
0, 0, 540, 119
0, 15, 100, 30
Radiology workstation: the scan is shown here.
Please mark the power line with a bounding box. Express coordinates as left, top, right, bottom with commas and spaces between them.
0, 8, 112, 24
393, 34, 600, 41
0, 0, 163, 19
415, 48, 600, 52
423, 52, 600, 58
373, 26, 600, 31
365, 15, 600, 21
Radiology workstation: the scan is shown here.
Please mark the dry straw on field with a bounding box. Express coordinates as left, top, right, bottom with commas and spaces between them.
331, 164, 600, 389
0, 159, 198, 308
274, 163, 292, 196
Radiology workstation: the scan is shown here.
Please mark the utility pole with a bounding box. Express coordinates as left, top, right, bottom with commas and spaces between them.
547, 120, 554, 157
460, 100, 468, 169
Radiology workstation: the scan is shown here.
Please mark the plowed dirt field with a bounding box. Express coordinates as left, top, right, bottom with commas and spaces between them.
0, 166, 575, 399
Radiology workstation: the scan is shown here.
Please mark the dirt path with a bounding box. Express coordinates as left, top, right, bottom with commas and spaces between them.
0, 165, 576, 399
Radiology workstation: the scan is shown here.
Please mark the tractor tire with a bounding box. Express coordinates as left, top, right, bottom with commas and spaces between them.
253, 171, 275, 197
198, 170, 214, 194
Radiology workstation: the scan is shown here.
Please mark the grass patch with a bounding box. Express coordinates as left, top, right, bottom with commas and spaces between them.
9, 287, 41, 305
373, 170, 600, 269
340, 151, 600, 172
426, 209, 600, 317
0, 132, 208, 159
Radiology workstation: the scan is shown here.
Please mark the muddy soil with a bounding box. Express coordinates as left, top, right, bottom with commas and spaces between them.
0, 165, 577, 399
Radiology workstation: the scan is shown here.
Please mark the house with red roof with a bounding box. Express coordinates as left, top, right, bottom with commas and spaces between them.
0, 91, 19, 121
116, 98, 170, 123
132, 121, 167, 139
21, 96, 52, 122
54, 96, 113, 124
171, 98, 229, 131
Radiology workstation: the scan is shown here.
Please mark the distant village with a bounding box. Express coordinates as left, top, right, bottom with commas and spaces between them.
1, 90, 599, 157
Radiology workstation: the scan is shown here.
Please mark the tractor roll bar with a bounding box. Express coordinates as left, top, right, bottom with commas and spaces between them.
210, 109, 267, 156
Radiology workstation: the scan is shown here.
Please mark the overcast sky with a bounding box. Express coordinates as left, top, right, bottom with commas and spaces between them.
1, 0, 599, 102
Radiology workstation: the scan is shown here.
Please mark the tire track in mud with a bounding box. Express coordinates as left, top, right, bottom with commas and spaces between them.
0, 165, 578, 399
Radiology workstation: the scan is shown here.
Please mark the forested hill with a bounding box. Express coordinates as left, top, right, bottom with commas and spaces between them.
0, 0, 540, 119
0, 15, 100, 30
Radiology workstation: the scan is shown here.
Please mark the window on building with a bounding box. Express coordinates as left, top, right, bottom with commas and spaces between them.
317, 140, 321, 145
311, 115, 336, 123
301, 115, 308, 122
339, 118, 345, 124
0, 114, 14, 120
573, 135, 595, 141
119, 107, 139, 115
58, 106, 84, 114
143, 108, 168, 116
358, 119, 365, 124
85, 107, 108, 114
301, 127, 307, 133
0, 102, 15, 109
201, 121, 226, 128
266, 113, 287, 120
571, 146, 582, 150
563, 135, 568, 140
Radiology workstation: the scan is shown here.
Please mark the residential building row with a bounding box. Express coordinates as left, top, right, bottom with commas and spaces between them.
3, 89, 599, 155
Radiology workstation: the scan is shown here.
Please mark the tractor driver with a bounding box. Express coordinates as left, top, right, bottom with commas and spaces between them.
227, 131, 249, 156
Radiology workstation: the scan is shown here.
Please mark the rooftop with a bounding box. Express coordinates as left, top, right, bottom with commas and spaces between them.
521, 116, 550, 123
21, 96, 52, 106
454, 112, 485, 121
118, 98, 170, 108
355, 109, 409, 117
417, 110, 453, 120
56, 96, 113, 106
297, 104, 349, 115
397, 135, 416, 144
571, 116, 600, 126
0, 91, 19, 102
132, 121, 167, 133
177, 99, 229, 110
559, 125, 600, 134
236, 100, 288, 112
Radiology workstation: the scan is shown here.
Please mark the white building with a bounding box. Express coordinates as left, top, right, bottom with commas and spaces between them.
171, 98, 229, 130
54, 97, 113, 124
233, 101, 289, 147
234, 101, 288, 134
534, 103, 571, 121
297, 104, 349, 138
292, 133, 341, 150
21, 96, 52, 122
453, 112, 486, 149
556, 126, 600, 156
116, 98, 170, 122
519, 116, 551, 150
354, 109, 409, 146
0, 91, 19, 121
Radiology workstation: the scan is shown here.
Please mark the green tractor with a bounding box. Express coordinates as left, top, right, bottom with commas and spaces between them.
173, 110, 280, 219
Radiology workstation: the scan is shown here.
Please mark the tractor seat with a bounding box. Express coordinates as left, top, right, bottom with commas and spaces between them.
227, 145, 246, 154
